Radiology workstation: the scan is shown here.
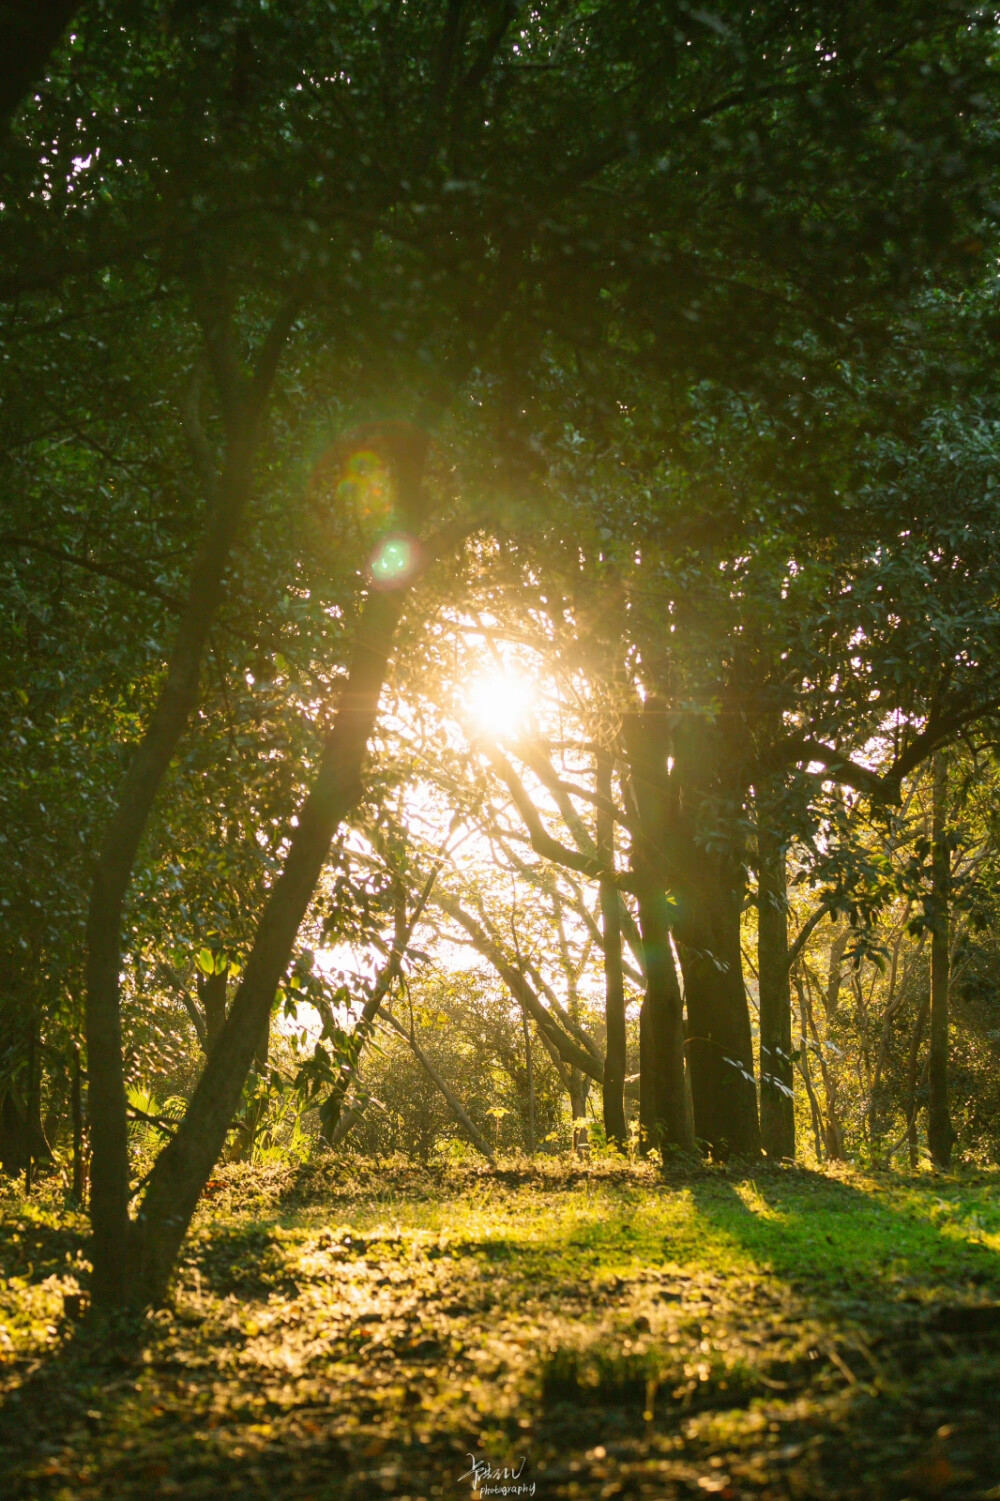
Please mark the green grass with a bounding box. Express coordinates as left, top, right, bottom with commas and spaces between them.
1, 1159, 999, 1499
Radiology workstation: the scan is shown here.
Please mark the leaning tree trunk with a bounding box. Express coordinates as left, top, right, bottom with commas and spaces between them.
85, 302, 298, 1309
132, 579, 412, 1306
597, 749, 628, 1150
86, 431, 257, 1306
382, 1011, 495, 1161
927, 752, 954, 1169
676, 872, 760, 1161
320, 861, 442, 1142
757, 821, 795, 1160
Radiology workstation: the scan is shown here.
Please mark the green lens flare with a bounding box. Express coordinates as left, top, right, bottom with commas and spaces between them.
370, 535, 414, 584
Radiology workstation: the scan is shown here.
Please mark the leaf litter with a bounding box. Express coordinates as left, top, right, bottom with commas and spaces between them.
0, 1159, 999, 1498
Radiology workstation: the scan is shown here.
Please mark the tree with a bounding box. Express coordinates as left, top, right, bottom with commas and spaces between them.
927, 752, 955, 1168
3, 0, 1000, 1299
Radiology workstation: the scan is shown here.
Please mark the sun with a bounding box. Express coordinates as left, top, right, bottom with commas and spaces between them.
466, 672, 535, 739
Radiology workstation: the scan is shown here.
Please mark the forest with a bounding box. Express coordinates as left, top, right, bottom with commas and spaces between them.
2, 3, 1000, 1498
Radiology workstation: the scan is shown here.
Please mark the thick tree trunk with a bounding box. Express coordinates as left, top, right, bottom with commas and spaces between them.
0, 1096, 27, 1175
927, 753, 954, 1169
757, 822, 795, 1160
597, 750, 627, 1150
677, 877, 760, 1160
637, 887, 693, 1155
0, 1090, 49, 1177
131, 582, 410, 1305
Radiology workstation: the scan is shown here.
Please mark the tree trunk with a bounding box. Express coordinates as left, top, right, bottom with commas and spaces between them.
71, 1043, 85, 1204
320, 866, 440, 1142
0, 1095, 26, 1176
793, 973, 824, 1161
906, 997, 929, 1168
637, 887, 693, 1155
130, 573, 414, 1306
197, 967, 229, 1054
597, 749, 627, 1150
568, 1071, 590, 1155
800, 972, 845, 1161
676, 876, 760, 1160
438, 895, 603, 1083
927, 753, 954, 1169
523, 1011, 536, 1155
85, 429, 258, 1306
228, 1007, 272, 1164
757, 821, 795, 1160
638, 990, 653, 1155
25, 1021, 37, 1193
84, 302, 298, 1309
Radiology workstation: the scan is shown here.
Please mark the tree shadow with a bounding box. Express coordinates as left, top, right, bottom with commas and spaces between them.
686, 1165, 1000, 1302
0, 1310, 154, 1497
682, 1167, 1000, 1499
0, 1203, 354, 1500
3, 1168, 1000, 1500
0, 1305, 361, 1500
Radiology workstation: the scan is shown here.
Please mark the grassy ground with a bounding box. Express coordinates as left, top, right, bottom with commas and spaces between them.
1, 1159, 1000, 1499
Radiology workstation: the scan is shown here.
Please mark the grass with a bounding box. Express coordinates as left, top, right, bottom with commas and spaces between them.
1, 1158, 999, 1499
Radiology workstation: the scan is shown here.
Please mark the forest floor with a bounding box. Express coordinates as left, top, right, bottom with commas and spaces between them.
1, 1159, 999, 1500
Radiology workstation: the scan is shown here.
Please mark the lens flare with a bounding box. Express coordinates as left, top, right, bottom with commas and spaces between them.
309, 443, 396, 524
369, 534, 417, 586
337, 449, 395, 524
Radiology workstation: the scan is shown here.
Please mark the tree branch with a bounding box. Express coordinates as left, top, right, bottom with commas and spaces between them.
436, 891, 604, 1085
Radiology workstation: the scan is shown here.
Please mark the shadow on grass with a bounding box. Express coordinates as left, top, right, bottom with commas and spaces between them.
0, 1308, 360, 1501
676, 1169, 1000, 1500
0, 1204, 352, 1500
4, 1166, 1000, 1500
686, 1165, 1000, 1301
186, 1221, 302, 1298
